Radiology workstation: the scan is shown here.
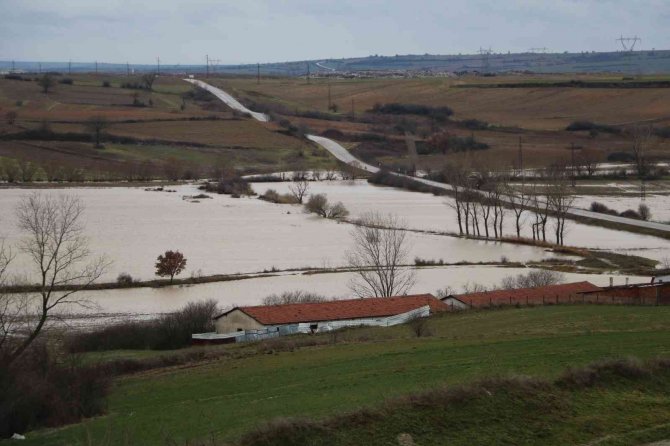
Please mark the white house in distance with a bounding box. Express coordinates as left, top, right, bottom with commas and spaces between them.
193, 294, 449, 344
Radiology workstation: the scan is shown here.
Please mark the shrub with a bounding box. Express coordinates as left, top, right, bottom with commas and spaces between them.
408, 317, 432, 338
67, 300, 220, 352
201, 173, 254, 196
566, 121, 620, 134
0, 345, 110, 437
369, 169, 446, 196
259, 189, 297, 204
116, 273, 134, 286
371, 102, 453, 121
422, 132, 489, 154
638, 203, 651, 221
460, 119, 489, 130
304, 194, 349, 219
328, 202, 349, 219
590, 201, 618, 216
415, 257, 444, 266
58, 77, 73, 85
619, 209, 641, 220
305, 194, 329, 217
102, 80, 111, 88
607, 151, 635, 163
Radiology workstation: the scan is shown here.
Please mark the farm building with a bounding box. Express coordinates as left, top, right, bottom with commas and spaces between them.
578, 281, 670, 305
193, 294, 448, 344
441, 281, 601, 309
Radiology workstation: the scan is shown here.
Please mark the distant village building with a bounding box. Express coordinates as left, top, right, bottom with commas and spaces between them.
193, 294, 448, 344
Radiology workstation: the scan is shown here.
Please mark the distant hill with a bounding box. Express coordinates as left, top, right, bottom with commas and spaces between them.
3, 49, 670, 76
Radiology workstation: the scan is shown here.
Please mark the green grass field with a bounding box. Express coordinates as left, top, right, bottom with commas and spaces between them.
19, 305, 670, 446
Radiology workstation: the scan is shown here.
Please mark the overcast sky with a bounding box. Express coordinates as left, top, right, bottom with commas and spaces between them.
1, 0, 668, 65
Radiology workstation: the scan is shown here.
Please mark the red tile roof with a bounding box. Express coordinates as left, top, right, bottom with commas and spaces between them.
447, 281, 601, 308
217, 294, 448, 325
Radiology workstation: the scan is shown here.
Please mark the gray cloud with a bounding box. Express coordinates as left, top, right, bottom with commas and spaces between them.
0, 0, 667, 64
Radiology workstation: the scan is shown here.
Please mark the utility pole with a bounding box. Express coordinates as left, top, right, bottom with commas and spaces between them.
68, 60, 72, 75
327, 81, 332, 110
38, 62, 41, 73
11, 60, 15, 73
157, 56, 160, 74
257, 63, 260, 85
127, 62, 130, 76
306, 62, 310, 84
206, 55, 209, 78
95, 61, 98, 74
518, 137, 524, 183
571, 142, 576, 187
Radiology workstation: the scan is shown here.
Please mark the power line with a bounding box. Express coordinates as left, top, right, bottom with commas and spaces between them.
478, 47, 492, 73
616, 35, 641, 51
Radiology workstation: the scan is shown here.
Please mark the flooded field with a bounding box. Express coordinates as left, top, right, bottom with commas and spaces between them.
0, 184, 555, 282
572, 193, 670, 224
253, 180, 670, 261
43, 266, 643, 328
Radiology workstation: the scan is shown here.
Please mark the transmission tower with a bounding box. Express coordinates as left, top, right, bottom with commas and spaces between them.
528, 47, 549, 72
478, 47, 492, 73
616, 35, 641, 51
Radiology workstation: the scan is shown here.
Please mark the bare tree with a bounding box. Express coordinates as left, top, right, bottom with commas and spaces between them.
0, 240, 17, 359
638, 203, 652, 221
305, 194, 349, 219
631, 125, 654, 179
262, 290, 327, 306
443, 163, 468, 235
505, 184, 531, 238
5, 110, 18, 126
499, 270, 565, 289
5, 194, 108, 365
546, 170, 575, 246
288, 178, 310, 204
141, 73, 157, 91
83, 115, 109, 148
347, 213, 416, 297
324, 168, 338, 181
37, 74, 56, 94
580, 149, 600, 177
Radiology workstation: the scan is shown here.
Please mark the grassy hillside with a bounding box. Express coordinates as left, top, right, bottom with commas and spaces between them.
21, 305, 670, 445
242, 358, 670, 446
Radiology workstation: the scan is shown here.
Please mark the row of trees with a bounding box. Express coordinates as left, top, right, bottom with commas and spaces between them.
445, 162, 575, 246
36, 73, 157, 95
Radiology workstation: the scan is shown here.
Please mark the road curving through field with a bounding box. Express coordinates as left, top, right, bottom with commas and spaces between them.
184, 78, 670, 235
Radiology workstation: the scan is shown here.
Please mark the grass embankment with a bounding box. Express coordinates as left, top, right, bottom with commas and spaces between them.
243, 358, 670, 446
20, 305, 670, 445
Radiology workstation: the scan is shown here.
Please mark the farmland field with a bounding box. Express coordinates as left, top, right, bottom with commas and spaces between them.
0, 74, 335, 178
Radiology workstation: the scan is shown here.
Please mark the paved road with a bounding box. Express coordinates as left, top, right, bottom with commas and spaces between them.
184, 79, 269, 122
315, 61, 336, 72
187, 79, 670, 235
